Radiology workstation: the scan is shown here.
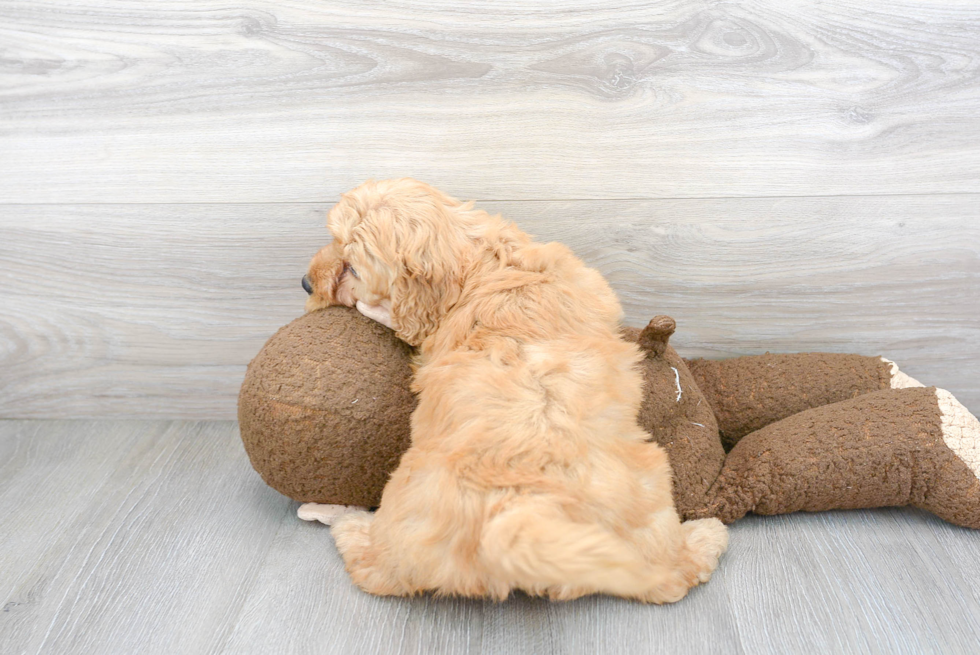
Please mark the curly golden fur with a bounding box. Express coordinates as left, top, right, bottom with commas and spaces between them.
305, 179, 727, 602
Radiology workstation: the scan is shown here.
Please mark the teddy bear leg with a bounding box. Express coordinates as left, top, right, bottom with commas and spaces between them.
685, 353, 909, 449
700, 387, 980, 529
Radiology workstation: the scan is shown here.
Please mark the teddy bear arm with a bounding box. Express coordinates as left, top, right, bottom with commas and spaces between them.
684, 353, 899, 450
298, 502, 369, 525
699, 386, 980, 529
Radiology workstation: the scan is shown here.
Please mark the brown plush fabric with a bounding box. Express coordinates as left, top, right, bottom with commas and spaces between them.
625, 318, 725, 519
701, 386, 980, 529
685, 353, 893, 450
239, 309, 980, 531
238, 307, 417, 507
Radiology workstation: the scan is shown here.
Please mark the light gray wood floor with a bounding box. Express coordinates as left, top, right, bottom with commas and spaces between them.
2, 419, 979, 655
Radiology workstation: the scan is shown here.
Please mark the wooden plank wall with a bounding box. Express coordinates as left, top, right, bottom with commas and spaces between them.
1, 0, 978, 418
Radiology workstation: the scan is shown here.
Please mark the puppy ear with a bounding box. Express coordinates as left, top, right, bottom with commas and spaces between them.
387, 208, 474, 346
305, 241, 347, 310
329, 178, 473, 343
390, 256, 464, 346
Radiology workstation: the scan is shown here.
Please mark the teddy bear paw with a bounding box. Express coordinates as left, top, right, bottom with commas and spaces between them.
881, 357, 925, 389
937, 389, 980, 480
297, 502, 368, 526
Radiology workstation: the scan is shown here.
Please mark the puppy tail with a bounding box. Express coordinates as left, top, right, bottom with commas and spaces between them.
480, 507, 688, 602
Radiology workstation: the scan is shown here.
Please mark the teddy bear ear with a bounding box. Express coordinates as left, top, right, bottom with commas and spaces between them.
638, 315, 676, 357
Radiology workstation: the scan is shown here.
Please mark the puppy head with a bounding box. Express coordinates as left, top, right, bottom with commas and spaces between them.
304, 178, 475, 346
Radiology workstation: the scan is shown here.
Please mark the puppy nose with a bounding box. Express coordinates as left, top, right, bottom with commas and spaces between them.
301, 275, 313, 295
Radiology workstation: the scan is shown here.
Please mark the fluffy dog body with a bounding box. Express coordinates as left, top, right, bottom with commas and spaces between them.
305, 179, 727, 602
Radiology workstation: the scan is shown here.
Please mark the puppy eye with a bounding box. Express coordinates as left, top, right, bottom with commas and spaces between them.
346, 263, 359, 279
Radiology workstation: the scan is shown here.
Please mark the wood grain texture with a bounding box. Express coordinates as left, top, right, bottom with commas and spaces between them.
725, 508, 980, 655
4, 1, 978, 650
1, 0, 980, 202
0, 420, 295, 655
1, 196, 976, 419
1, 419, 979, 655
0, 203, 325, 418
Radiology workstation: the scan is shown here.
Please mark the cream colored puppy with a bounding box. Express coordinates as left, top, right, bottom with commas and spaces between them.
304, 179, 727, 602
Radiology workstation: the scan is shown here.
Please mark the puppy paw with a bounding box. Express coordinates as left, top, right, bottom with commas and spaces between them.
330, 510, 374, 565
683, 517, 729, 583
637, 573, 692, 605
331, 512, 410, 596
297, 502, 368, 526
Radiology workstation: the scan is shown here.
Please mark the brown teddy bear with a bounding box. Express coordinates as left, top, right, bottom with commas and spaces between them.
239, 306, 980, 529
